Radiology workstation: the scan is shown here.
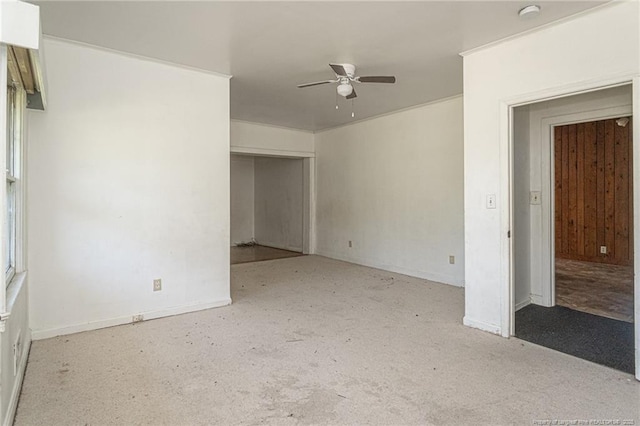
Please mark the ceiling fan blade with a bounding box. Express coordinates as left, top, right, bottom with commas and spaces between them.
330, 63, 348, 76
357, 76, 396, 84
297, 80, 335, 88
346, 88, 357, 100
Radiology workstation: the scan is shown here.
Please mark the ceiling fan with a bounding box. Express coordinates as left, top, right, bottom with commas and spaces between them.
297, 63, 396, 99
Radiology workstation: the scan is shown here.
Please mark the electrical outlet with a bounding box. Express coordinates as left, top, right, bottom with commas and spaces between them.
153, 279, 162, 291
449, 255, 455, 264
348, 240, 352, 248
600, 246, 607, 254
132, 314, 144, 323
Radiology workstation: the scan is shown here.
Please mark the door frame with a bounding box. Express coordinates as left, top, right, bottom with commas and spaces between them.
503, 74, 640, 380
543, 107, 633, 307
229, 149, 316, 255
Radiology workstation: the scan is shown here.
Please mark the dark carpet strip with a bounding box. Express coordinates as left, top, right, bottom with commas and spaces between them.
515, 304, 634, 375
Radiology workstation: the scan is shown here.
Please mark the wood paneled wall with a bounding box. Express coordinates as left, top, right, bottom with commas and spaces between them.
554, 117, 633, 266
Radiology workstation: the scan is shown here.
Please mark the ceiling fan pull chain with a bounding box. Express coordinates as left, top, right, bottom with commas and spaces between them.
335, 91, 339, 110
351, 99, 355, 118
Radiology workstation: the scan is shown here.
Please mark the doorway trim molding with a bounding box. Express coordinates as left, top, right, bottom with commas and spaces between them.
538, 105, 633, 307
229, 150, 316, 255
500, 73, 639, 380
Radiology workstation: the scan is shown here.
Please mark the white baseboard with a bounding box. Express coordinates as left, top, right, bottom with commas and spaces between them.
3, 331, 31, 426
257, 241, 303, 253
31, 298, 232, 340
315, 249, 464, 287
530, 294, 552, 307
463, 316, 502, 335
515, 298, 532, 311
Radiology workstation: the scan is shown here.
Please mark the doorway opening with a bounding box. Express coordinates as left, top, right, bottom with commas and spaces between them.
511, 85, 635, 374
230, 154, 310, 265
553, 117, 634, 323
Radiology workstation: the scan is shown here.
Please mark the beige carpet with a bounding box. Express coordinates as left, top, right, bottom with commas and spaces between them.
15, 256, 639, 425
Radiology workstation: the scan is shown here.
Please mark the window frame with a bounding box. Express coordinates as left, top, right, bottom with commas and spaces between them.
5, 80, 24, 287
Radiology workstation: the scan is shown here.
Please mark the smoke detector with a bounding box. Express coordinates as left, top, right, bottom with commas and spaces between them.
519, 5, 541, 19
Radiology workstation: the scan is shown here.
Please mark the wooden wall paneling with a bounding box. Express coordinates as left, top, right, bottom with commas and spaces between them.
604, 119, 616, 261
561, 125, 570, 254
584, 122, 598, 258
576, 123, 585, 255
554, 117, 633, 266
568, 124, 578, 255
596, 121, 606, 260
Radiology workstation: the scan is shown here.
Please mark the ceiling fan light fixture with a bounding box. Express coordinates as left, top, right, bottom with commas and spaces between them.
337, 83, 353, 97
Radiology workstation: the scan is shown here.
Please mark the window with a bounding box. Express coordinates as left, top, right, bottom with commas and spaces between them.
5, 84, 22, 285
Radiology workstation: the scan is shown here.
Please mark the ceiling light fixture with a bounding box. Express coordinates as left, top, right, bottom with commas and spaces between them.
337, 83, 353, 97
518, 5, 541, 19
616, 117, 630, 127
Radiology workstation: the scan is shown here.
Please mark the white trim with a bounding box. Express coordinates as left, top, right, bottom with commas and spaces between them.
302, 158, 316, 254
501, 101, 512, 338
315, 250, 464, 288
633, 76, 640, 381
256, 241, 302, 254
503, 77, 635, 109
31, 298, 232, 340
42, 35, 232, 80
515, 298, 531, 312
5, 271, 26, 313
0, 1, 40, 49
302, 157, 316, 254
3, 330, 30, 426
538, 103, 632, 307
0, 45, 8, 314
313, 94, 464, 133
230, 146, 315, 158
230, 119, 313, 134
462, 316, 502, 335
530, 294, 545, 306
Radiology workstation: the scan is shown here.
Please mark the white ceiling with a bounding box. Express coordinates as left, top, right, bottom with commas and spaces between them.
33, 1, 607, 131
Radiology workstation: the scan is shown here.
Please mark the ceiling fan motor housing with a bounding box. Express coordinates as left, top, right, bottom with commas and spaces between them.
338, 63, 356, 77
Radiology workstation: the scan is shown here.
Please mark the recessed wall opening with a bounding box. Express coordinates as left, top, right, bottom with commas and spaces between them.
230, 154, 308, 265
511, 85, 635, 375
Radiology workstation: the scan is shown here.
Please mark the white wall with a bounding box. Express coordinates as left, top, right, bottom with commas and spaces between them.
462, 1, 639, 336
254, 157, 304, 252
315, 96, 465, 286
513, 106, 531, 310
1, 277, 29, 426
230, 155, 255, 245
231, 120, 314, 158
27, 38, 231, 339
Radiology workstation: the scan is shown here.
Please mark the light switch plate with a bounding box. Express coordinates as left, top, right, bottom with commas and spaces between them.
486, 194, 497, 209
